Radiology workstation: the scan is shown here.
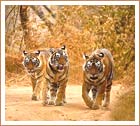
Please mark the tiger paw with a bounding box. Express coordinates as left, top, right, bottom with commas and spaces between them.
55, 100, 64, 106
101, 106, 110, 110
48, 100, 55, 105
102, 101, 109, 107
31, 95, 37, 101
63, 99, 67, 103
91, 104, 100, 110
42, 101, 48, 106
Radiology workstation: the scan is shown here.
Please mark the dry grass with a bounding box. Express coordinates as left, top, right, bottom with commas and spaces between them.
110, 88, 135, 121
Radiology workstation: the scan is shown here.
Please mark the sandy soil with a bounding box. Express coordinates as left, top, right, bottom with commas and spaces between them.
5, 83, 122, 121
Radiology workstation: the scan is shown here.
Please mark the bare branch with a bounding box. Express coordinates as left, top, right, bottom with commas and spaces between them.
43, 5, 56, 18
6, 6, 16, 21
10, 6, 20, 50
30, 5, 54, 34
20, 5, 29, 36
19, 5, 30, 49
124, 55, 134, 70
13, 6, 19, 31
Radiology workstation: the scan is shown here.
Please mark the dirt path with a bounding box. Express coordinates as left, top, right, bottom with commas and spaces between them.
5, 84, 122, 121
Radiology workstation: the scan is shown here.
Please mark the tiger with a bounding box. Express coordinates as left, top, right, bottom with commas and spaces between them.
22, 49, 49, 101
82, 48, 114, 109
42, 45, 69, 106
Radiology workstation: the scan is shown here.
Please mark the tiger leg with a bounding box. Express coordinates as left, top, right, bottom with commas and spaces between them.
92, 87, 97, 99
63, 91, 67, 103
30, 77, 37, 100
102, 80, 112, 107
82, 83, 93, 108
32, 76, 43, 101
55, 81, 67, 106
42, 79, 49, 106
102, 91, 110, 108
48, 83, 57, 105
92, 83, 105, 109
91, 87, 99, 109
92, 93, 104, 110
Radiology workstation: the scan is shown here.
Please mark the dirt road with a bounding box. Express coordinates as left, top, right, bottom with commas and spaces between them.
5, 84, 121, 121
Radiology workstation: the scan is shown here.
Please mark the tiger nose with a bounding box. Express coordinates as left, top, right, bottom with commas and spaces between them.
59, 57, 66, 63
91, 68, 97, 73
28, 61, 33, 69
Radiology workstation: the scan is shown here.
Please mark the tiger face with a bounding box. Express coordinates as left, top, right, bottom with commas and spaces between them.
83, 52, 105, 80
23, 50, 41, 73
49, 45, 69, 72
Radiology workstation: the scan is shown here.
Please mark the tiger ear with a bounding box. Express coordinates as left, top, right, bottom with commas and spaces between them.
49, 48, 55, 54
35, 50, 40, 56
97, 52, 104, 58
61, 45, 66, 50
23, 50, 28, 56
83, 53, 89, 60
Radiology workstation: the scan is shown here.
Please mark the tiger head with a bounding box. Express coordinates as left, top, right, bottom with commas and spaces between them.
83, 51, 105, 80
49, 45, 69, 72
22, 50, 41, 73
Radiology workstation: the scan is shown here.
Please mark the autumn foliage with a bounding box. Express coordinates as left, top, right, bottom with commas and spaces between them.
5, 5, 135, 85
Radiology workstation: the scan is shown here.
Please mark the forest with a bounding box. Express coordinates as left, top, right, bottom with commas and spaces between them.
5, 5, 135, 121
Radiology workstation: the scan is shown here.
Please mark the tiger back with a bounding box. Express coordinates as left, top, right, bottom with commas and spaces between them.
82, 48, 114, 109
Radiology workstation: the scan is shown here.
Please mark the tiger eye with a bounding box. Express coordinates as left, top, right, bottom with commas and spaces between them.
32, 58, 37, 62
25, 57, 30, 63
95, 61, 101, 67
55, 53, 60, 58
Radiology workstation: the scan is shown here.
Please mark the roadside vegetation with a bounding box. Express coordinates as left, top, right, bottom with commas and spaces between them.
5, 5, 135, 120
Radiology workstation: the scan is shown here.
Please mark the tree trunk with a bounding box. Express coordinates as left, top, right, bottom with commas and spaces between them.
30, 5, 54, 34
20, 5, 31, 50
